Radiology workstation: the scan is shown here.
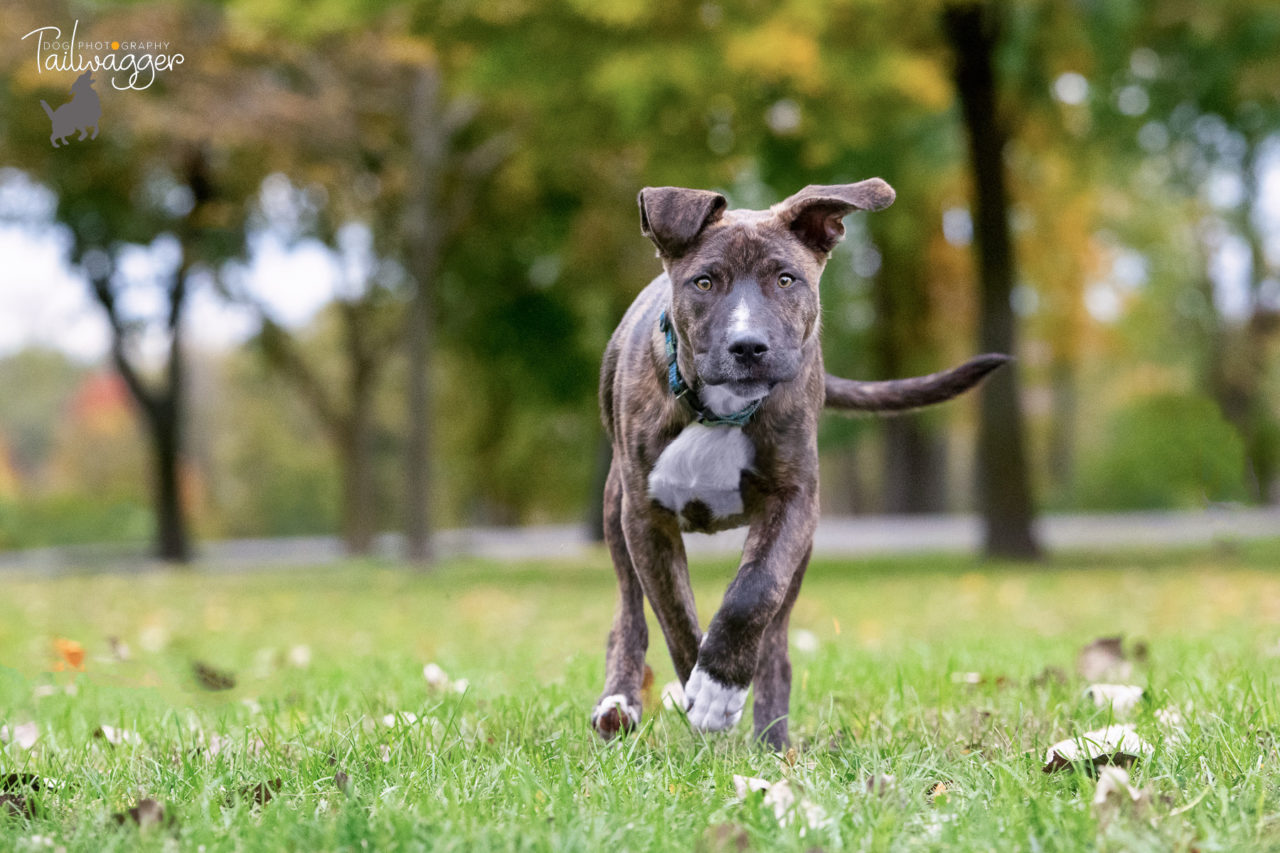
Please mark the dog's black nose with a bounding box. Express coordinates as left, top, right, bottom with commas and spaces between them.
728, 333, 769, 363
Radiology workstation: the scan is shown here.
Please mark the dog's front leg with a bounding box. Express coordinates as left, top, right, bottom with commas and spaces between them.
685, 487, 817, 734
621, 498, 703, 684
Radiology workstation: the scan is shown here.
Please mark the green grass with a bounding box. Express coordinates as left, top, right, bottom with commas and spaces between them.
4, 540, 1280, 850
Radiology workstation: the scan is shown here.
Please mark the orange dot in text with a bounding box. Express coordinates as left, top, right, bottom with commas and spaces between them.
111, 41, 120, 50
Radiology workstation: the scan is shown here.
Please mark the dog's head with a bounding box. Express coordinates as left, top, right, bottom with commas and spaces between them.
638, 180, 894, 397
72, 70, 95, 91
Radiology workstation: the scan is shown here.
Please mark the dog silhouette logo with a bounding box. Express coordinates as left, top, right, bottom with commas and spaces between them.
40, 70, 101, 148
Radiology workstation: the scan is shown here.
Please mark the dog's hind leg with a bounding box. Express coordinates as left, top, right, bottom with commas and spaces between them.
751, 545, 810, 750
591, 462, 649, 739
90, 123, 98, 140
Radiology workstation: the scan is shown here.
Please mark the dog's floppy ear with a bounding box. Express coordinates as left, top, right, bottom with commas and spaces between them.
638, 187, 727, 259
774, 179, 896, 255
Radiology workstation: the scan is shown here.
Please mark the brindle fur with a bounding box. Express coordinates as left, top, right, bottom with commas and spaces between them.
593, 180, 1007, 748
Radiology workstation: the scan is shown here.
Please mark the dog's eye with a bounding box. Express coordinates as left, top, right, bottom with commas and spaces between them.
778, 274, 795, 288
693, 276, 713, 292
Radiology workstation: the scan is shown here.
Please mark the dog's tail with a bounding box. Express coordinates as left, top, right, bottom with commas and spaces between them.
824, 354, 1010, 414
40, 100, 54, 120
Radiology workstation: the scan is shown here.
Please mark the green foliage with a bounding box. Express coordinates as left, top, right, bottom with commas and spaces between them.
0, 494, 150, 549
1075, 393, 1247, 510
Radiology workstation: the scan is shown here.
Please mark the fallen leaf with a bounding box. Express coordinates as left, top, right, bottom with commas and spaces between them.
1092, 766, 1150, 826
791, 628, 819, 653
242, 778, 281, 806
95, 725, 142, 746
927, 781, 950, 802
1084, 684, 1145, 715
700, 822, 750, 852
334, 771, 351, 794
0, 793, 32, 819
1043, 724, 1154, 773
732, 774, 772, 798
112, 798, 168, 828
107, 636, 132, 661
1, 773, 43, 792
423, 663, 450, 689
192, 661, 236, 691
732, 774, 829, 832
1077, 636, 1132, 681
53, 637, 85, 671
640, 664, 656, 708
865, 773, 896, 796
0, 722, 39, 750
660, 680, 685, 711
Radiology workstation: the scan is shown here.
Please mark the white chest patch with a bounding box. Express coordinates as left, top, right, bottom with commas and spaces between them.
648, 423, 754, 521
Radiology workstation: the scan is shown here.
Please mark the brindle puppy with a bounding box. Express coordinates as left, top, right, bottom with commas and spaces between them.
592, 180, 1007, 749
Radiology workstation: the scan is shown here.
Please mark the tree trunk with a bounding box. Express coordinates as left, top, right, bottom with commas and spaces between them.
943, 3, 1041, 558
149, 402, 190, 562
402, 66, 445, 566
338, 405, 378, 555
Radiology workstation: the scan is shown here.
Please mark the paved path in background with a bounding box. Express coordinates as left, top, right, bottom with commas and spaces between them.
0, 508, 1276, 574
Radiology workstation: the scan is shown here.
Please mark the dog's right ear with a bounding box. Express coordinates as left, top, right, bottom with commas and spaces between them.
638, 187, 727, 259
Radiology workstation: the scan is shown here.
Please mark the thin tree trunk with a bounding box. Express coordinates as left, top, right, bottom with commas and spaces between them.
338, 405, 378, 555
403, 66, 445, 566
944, 2, 1041, 558
149, 401, 190, 562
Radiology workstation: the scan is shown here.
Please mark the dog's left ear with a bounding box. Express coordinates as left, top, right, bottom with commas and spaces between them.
774, 179, 896, 255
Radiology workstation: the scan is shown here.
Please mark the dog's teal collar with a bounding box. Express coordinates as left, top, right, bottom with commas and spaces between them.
659, 311, 762, 427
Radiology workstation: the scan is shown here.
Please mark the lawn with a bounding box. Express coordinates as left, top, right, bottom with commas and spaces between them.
3, 539, 1280, 851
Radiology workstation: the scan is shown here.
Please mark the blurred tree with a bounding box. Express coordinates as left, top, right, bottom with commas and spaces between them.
943, 2, 1041, 558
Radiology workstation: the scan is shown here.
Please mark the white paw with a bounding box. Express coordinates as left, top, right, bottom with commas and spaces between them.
684, 665, 747, 732
591, 694, 641, 738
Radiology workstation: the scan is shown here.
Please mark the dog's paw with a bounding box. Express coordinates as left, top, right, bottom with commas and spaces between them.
684, 665, 747, 732
591, 694, 641, 740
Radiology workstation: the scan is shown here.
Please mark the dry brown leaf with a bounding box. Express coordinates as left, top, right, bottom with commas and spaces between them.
107, 636, 132, 661
0, 722, 39, 750
660, 680, 685, 711
699, 822, 750, 852
1043, 724, 1154, 773
95, 725, 142, 746
241, 778, 282, 806
112, 798, 168, 828
1, 793, 32, 819
732, 774, 830, 831
1077, 637, 1132, 681
1092, 766, 1151, 826
192, 661, 236, 691
53, 637, 86, 672
865, 774, 896, 796
1084, 684, 1145, 715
